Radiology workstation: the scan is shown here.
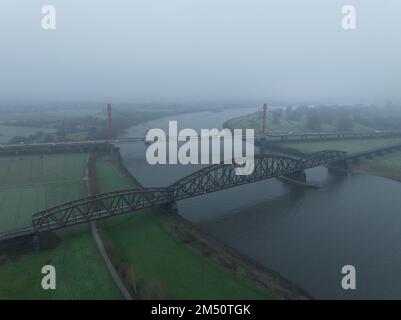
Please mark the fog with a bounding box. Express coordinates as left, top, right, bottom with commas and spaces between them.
0, 0, 400, 105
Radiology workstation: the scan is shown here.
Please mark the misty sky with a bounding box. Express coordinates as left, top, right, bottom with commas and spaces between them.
0, 0, 400, 104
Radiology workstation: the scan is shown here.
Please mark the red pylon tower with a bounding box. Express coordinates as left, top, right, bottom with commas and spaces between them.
261, 103, 267, 135
107, 103, 112, 140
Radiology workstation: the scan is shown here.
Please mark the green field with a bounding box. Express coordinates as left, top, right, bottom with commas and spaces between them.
0, 154, 87, 233
0, 154, 121, 299
96, 157, 276, 299
0, 228, 121, 299
354, 152, 401, 182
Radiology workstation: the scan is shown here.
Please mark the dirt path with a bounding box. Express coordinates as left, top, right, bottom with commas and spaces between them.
85, 154, 132, 300
90, 221, 133, 300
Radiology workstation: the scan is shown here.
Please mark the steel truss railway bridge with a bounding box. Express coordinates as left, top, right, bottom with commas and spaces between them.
2, 141, 401, 242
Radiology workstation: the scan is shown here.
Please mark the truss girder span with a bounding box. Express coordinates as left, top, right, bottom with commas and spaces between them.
32, 188, 172, 232
27, 150, 347, 234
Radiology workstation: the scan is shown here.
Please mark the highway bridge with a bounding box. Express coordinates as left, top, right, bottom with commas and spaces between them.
1, 130, 401, 155
2, 143, 401, 243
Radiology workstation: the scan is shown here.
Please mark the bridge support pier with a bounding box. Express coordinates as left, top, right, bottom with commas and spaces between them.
162, 201, 178, 214
279, 170, 321, 189
284, 170, 306, 183
328, 160, 349, 172
278, 170, 319, 189
32, 234, 40, 251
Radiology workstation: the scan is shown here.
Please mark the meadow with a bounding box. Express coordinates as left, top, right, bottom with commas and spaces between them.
0, 154, 87, 233
0, 153, 121, 299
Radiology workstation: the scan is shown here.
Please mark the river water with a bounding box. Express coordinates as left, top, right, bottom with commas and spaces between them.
118, 108, 401, 299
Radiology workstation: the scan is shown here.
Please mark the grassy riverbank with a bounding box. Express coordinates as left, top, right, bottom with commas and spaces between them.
0, 154, 121, 299
350, 153, 401, 182
94, 155, 304, 299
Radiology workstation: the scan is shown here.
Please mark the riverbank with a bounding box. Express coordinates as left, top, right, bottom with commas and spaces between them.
350, 161, 401, 184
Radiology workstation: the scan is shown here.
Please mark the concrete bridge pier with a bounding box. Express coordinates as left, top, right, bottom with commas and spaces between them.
328, 160, 349, 173
284, 170, 306, 183
162, 201, 178, 214
279, 170, 320, 189
32, 234, 40, 251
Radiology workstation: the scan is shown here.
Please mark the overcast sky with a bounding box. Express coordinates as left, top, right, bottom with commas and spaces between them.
0, 0, 400, 105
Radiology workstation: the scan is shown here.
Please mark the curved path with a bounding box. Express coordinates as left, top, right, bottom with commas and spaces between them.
85, 155, 132, 300
90, 221, 133, 300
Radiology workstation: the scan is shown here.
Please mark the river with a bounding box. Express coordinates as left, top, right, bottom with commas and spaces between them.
117, 108, 401, 299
